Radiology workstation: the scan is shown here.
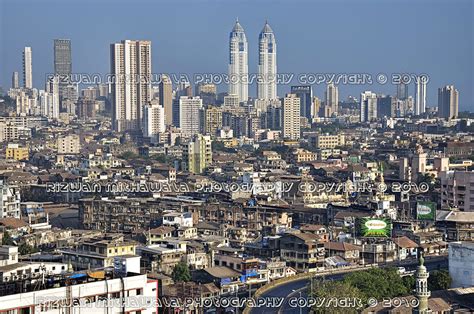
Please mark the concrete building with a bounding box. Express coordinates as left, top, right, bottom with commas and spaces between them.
312, 134, 345, 149
414, 75, 427, 116
179, 96, 203, 137
110, 40, 152, 131
282, 93, 300, 140
325, 82, 339, 117
57, 134, 81, 155
0, 270, 158, 314
45, 75, 60, 119
257, 21, 277, 101
228, 19, 248, 103
182, 134, 212, 174
291, 86, 312, 120
11, 71, 19, 89
142, 99, 165, 143
204, 106, 223, 136
159, 74, 173, 126
22, 47, 32, 89
360, 91, 377, 122
5, 143, 29, 161
448, 241, 474, 288
438, 85, 459, 119
0, 181, 21, 219
440, 171, 474, 211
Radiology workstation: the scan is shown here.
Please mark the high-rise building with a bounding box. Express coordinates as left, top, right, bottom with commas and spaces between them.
291, 86, 312, 120
182, 134, 212, 174
396, 82, 408, 100
196, 83, 217, 106
360, 91, 377, 122
11, 72, 19, 89
438, 85, 459, 119
204, 106, 223, 136
376, 95, 395, 118
282, 94, 300, 140
54, 39, 72, 76
257, 21, 277, 101
312, 97, 321, 119
324, 83, 338, 117
159, 74, 173, 126
23, 47, 32, 89
110, 40, 152, 132
142, 99, 165, 143
179, 96, 203, 137
228, 19, 248, 103
46, 76, 60, 119
414, 76, 427, 115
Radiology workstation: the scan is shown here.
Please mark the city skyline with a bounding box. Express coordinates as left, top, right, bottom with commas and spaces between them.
0, 0, 472, 111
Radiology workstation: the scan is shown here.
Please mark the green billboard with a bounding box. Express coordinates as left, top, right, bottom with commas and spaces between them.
357, 218, 392, 237
416, 201, 436, 220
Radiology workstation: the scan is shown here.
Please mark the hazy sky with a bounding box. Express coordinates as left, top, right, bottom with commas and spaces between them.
1, 0, 473, 110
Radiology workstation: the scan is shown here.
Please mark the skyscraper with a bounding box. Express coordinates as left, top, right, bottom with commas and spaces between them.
360, 91, 377, 122
159, 74, 173, 126
414, 76, 427, 115
45, 76, 60, 119
23, 47, 32, 89
228, 19, 248, 103
179, 96, 203, 137
11, 72, 19, 89
282, 94, 301, 140
257, 21, 277, 101
438, 85, 459, 119
291, 86, 312, 120
324, 83, 339, 117
110, 40, 152, 132
54, 39, 72, 77
396, 82, 408, 100
182, 134, 212, 174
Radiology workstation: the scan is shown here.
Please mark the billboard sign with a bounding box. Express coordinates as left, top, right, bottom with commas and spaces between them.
416, 201, 436, 220
357, 218, 392, 237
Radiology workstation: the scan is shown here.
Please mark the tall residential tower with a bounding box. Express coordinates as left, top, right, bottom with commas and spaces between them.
257, 21, 277, 101
110, 40, 152, 132
23, 47, 32, 89
228, 19, 248, 103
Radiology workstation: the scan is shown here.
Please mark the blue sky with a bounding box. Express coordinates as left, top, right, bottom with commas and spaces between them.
0, 0, 472, 110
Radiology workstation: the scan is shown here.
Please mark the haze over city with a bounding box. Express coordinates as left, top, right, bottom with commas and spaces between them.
1, 0, 472, 110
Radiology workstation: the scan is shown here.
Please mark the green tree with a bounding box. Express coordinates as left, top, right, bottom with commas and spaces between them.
343, 268, 410, 300
311, 279, 366, 314
172, 261, 191, 283
428, 270, 451, 291
18, 243, 38, 255
1, 232, 14, 245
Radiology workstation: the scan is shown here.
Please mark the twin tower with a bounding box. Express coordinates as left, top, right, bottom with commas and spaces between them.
229, 19, 277, 103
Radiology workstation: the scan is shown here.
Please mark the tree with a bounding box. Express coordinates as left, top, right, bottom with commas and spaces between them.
18, 243, 38, 255
343, 268, 410, 300
172, 261, 191, 283
428, 270, 451, 291
311, 279, 366, 314
2, 232, 14, 245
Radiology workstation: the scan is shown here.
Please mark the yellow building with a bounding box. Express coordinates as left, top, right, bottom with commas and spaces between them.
6, 143, 29, 161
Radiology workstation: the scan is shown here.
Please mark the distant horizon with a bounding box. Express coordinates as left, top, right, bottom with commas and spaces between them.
0, 0, 472, 111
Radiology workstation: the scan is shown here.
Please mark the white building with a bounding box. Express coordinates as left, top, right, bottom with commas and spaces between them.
46, 76, 60, 119
0, 271, 158, 314
282, 94, 300, 140
414, 75, 427, 115
360, 91, 377, 122
257, 21, 277, 101
111, 40, 152, 132
449, 241, 474, 288
57, 134, 81, 155
0, 181, 21, 219
228, 19, 248, 103
23, 47, 33, 89
179, 96, 203, 137
142, 99, 165, 143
